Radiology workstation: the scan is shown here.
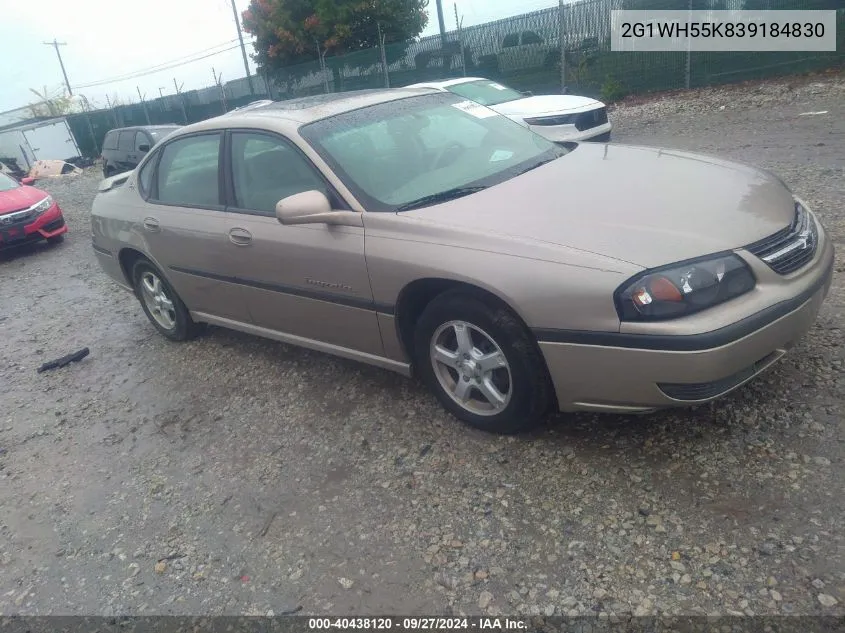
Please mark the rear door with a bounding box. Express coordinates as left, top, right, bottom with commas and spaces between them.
22, 120, 80, 161
138, 132, 250, 322
220, 130, 382, 356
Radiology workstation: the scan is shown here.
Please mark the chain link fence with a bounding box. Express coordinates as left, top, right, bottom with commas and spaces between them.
68, 0, 843, 157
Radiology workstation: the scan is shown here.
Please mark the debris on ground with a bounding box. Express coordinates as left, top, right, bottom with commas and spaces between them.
27, 159, 83, 180
37, 348, 90, 373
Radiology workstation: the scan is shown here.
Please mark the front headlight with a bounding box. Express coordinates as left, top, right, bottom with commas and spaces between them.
32, 196, 53, 215
615, 253, 756, 321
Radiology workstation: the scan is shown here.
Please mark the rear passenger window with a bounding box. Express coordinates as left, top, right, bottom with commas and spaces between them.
154, 134, 221, 207
118, 131, 136, 151
138, 153, 157, 197
502, 33, 519, 48
103, 131, 119, 151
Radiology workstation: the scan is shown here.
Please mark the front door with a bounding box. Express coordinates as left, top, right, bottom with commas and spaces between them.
138, 131, 250, 323
116, 130, 137, 172
222, 130, 383, 357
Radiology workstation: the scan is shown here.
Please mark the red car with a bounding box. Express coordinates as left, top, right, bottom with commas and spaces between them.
0, 172, 68, 249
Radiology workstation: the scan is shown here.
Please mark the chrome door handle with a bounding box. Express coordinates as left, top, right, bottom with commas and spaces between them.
228, 227, 252, 246
143, 217, 160, 232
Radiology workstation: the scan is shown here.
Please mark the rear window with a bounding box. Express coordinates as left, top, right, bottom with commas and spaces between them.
103, 131, 119, 151
118, 131, 136, 151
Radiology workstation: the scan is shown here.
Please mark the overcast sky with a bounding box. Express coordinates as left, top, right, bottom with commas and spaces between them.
0, 0, 558, 114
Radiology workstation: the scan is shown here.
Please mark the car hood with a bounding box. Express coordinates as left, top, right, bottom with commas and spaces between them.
492, 95, 601, 117
405, 143, 796, 268
0, 185, 48, 215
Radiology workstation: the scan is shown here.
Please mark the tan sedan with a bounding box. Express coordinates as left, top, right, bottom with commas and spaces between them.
91, 88, 834, 434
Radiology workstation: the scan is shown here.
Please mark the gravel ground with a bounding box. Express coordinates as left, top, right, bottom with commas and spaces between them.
1, 71, 843, 618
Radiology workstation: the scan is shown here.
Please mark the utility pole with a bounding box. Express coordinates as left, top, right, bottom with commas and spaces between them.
43, 39, 72, 96
159, 87, 166, 98
230, 0, 255, 95
435, 0, 447, 47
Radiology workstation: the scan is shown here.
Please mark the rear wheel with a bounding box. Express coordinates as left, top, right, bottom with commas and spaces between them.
131, 259, 202, 341
103, 163, 115, 178
413, 290, 552, 434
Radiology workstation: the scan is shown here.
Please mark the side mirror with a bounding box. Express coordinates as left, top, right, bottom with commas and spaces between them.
275, 190, 363, 227
138, 144, 151, 152
20, 177, 35, 185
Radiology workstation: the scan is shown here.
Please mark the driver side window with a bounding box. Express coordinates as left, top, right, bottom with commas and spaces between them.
230, 132, 327, 215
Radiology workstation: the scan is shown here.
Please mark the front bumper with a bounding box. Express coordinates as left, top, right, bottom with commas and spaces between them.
0, 202, 67, 249
538, 238, 835, 414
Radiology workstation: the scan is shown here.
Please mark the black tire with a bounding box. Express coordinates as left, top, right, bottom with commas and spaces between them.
103, 164, 115, 178
413, 290, 552, 434
131, 258, 203, 342
47, 234, 65, 245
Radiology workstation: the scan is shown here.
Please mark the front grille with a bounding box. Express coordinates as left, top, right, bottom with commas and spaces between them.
574, 107, 608, 131
658, 352, 780, 401
0, 207, 39, 228
745, 202, 818, 275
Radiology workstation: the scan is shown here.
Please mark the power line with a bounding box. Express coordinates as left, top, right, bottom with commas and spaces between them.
71, 40, 241, 89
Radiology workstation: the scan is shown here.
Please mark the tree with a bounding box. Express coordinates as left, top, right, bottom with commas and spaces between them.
27, 86, 75, 118
242, 0, 429, 86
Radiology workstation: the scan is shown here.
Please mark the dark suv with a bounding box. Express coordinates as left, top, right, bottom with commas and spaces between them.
101, 125, 180, 177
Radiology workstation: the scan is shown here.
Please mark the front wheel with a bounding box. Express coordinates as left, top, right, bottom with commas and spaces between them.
132, 259, 203, 341
413, 291, 552, 434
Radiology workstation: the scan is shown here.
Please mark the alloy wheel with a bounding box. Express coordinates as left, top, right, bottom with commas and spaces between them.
140, 271, 177, 331
429, 320, 512, 416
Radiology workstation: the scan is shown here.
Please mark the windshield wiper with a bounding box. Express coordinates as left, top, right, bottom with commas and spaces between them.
395, 186, 488, 211
515, 155, 559, 177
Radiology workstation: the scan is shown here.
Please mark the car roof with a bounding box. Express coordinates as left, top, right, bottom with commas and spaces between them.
181, 88, 436, 135
405, 77, 492, 90
107, 125, 180, 133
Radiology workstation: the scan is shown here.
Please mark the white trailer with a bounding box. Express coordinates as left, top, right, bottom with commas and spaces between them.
0, 117, 81, 171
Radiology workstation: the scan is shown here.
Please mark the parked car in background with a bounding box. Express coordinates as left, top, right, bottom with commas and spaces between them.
101, 125, 180, 177
0, 171, 67, 250
407, 77, 611, 142
91, 89, 833, 434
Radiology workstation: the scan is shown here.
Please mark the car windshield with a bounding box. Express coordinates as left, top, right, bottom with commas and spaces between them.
300, 93, 566, 212
445, 80, 525, 106
0, 172, 20, 192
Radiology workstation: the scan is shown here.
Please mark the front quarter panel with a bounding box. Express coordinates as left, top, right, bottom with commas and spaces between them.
363, 212, 640, 362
